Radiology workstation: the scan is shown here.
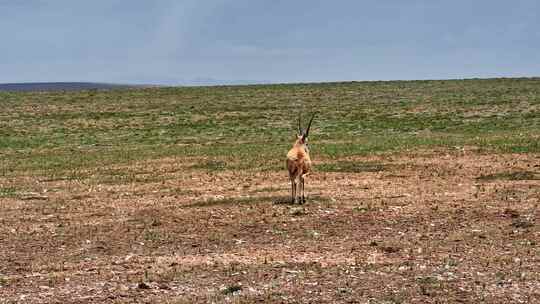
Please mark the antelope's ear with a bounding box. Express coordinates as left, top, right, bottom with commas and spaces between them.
301, 131, 309, 141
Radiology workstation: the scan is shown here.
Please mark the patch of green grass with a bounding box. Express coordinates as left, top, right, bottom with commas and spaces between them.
143, 229, 162, 242
0, 276, 10, 287
221, 284, 242, 295
1, 78, 539, 176
416, 276, 441, 297
190, 159, 227, 171
96, 167, 166, 185
318, 161, 390, 173
477, 171, 540, 181
0, 187, 18, 198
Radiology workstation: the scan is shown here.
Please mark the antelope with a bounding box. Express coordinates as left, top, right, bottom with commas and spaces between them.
286, 114, 315, 204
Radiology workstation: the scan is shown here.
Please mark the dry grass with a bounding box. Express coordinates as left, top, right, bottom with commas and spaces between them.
1, 151, 539, 303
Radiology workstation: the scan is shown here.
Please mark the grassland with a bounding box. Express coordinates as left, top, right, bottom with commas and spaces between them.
0, 78, 539, 303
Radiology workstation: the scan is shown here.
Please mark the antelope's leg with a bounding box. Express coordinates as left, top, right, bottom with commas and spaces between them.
301, 178, 305, 204
301, 173, 310, 204
290, 179, 295, 203
296, 178, 302, 204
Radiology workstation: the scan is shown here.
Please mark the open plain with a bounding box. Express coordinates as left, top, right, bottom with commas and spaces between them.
1, 78, 539, 303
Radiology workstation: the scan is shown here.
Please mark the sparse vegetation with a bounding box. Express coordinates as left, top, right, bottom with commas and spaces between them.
221, 284, 242, 295
0, 187, 17, 198
317, 160, 391, 173
0, 78, 539, 303
477, 170, 540, 181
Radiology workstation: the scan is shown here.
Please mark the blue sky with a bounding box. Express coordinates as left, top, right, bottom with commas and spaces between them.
1, 0, 539, 85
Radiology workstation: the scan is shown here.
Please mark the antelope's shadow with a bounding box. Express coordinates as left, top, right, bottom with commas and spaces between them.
182, 195, 330, 208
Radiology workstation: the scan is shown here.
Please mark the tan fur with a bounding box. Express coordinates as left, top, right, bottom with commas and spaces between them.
287, 136, 312, 204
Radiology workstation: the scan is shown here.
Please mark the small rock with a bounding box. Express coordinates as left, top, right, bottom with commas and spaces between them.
504, 208, 520, 218
380, 244, 400, 253
221, 285, 242, 295
512, 216, 535, 228
289, 207, 305, 216
159, 283, 171, 290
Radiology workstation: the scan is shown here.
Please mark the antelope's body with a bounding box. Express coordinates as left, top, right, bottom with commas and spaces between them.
287, 114, 315, 204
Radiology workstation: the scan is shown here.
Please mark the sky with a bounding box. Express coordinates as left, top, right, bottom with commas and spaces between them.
1, 0, 539, 85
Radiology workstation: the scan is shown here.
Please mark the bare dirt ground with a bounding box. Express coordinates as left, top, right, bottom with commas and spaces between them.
1, 150, 539, 303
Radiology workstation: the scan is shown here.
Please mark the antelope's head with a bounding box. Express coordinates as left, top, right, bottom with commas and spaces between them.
294, 114, 315, 149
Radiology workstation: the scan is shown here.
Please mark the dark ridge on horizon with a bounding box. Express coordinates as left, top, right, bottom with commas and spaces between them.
1, 77, 538, 92
0, 82, 157, 92
177, 76, 540, 88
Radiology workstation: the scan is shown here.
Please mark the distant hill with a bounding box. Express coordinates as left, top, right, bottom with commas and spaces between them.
183, 77, 270, 86
0, 82, 149, 92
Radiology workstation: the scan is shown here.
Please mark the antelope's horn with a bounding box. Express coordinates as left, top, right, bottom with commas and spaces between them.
304, 114, 315, 138
298, 114, 302, 135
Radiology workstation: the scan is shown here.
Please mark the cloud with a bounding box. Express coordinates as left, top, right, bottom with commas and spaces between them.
1, 0, 539, 83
